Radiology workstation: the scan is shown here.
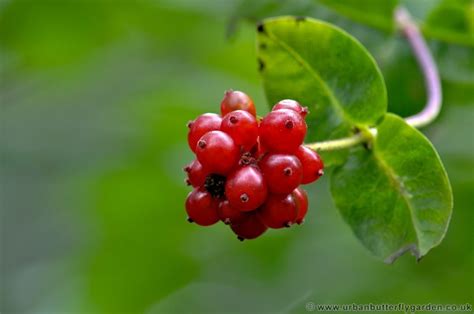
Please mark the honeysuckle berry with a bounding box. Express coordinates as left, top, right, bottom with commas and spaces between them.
188, 113, 222, 152
292, 187, 308, 224
295, 145, 324, 184
195, 130, 239, 175
218, 199, 247, 225
220, 90, 256, 117
259, 153, 303, 194
225, 165, 267, 212
258, 193, 298, 229
221, 110, 259, 151
259, 109, 307, 153
272, 99, 309, 118
231, 213, 267, 240
184, 159, 208, 188
184, 91, 324, 240
185, 188, 220, 226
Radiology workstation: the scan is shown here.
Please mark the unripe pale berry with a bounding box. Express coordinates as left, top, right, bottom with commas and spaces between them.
231, 213, 267, 240
259, 153, 303, 194
259, 109, 307, 153
295, 145, 324, 184
258, 194, 298, 229
272, 99, 309, 118
292, 187, 308, 224
218, 200, 247, 225
184, 159, 208, 187
195, 130, 239, 175
220, 90, 256, 117
185, 188, 220, 226
188, 113, 222, 152
225, 166, 267, 212
221, 110, 258, 150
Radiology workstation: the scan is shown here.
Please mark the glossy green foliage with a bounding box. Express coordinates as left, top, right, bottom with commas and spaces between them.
331, 114, 453, 263
257, 16, 387, 165
318, 0, 399, 32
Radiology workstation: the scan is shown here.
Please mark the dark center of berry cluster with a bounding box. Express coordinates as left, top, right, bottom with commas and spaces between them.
204, 174, 226, 198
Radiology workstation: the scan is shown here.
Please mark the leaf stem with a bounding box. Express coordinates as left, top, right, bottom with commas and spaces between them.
305, 6, 442, 152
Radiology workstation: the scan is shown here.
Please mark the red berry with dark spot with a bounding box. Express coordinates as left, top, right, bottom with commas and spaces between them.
259, 153, 303, 194
220, 90, 256, 117
188, 113, 222, 152
259, 109, 307, 153
258, 194, 298, 229
292, 188, 308, 224
231, 213, 267, 240
272, 99, 309, 118
218, 200, 247, 225
225, 166, 267, 212
221, 110, 258, 150
195, 130, 239, 175
185, 188, 220, 226
295, 145, 324, 184
184, 159, 208, 188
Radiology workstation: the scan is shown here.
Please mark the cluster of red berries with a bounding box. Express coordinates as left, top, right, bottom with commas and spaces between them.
184, 90, 324, 240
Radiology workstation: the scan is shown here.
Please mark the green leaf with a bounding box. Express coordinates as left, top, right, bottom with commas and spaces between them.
317, 0, 399, 32
422, 0, 474, 47
330, 114, 453, 263
257, 16, 387, 165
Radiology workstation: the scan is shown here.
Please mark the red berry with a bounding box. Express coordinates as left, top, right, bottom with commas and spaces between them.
292, 188, 308, 224
258, 194, 298, 229
220, 90, 256, 117
184, 159, 208, 187
218, 200, 247, 225
188, 113, 222, 152
231, 213, 267, 240
259, 109, 307, 153
225, 166, 267, 212
295, 145, 324, 184
221, 110, 258, 150
259, 154, 303, 194
185, 188, 220, 226
195, 130, 239, 175
272, 99, 308, 118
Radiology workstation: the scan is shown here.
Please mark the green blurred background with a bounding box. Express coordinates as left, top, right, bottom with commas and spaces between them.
1, 0, 472, 313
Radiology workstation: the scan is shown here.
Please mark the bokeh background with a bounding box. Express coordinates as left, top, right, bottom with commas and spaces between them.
1, 0, 473, 313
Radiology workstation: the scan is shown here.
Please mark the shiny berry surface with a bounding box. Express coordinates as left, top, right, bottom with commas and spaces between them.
185, 188, 220, 226
184, 159, 208, 187
220, 90, 256, 117
184, 91, 323, 240
218, 200, 247, 225
259, 154, 303, 194
272, 99, 309, 118
221, 110, 258, 150
231, 213, 267, 240
295, 145, 324, 184
292, 187, 309, 224
258, 194, 298, 229
195, 130, 239, 175
225, 166, 267, 212
259, 109, 307, 153
187, 113, 222, 152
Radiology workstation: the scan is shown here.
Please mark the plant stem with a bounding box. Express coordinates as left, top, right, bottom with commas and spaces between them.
305, 6, 442, 153
396, 7, 442, 128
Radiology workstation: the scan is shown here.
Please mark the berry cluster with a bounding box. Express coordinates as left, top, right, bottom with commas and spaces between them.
184, 90, 324, 240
